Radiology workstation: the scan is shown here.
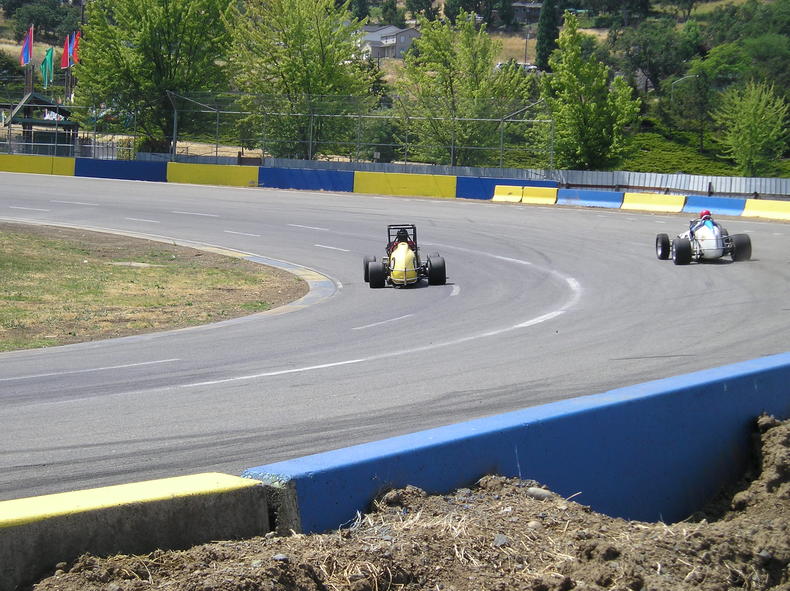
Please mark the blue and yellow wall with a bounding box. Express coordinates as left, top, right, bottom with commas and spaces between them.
2, 154, 788, 220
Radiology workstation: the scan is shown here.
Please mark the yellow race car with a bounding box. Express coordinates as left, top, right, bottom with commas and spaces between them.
363, 224, 446, 288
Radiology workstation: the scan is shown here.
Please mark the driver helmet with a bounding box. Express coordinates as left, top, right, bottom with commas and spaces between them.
699, 209, 712, 220
396, 229, 410, 242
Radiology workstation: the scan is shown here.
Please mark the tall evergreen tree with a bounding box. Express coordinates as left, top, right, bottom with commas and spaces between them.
536, 0, 560, 71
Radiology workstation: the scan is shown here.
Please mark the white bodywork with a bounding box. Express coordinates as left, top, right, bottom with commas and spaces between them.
679, 221, 724, 260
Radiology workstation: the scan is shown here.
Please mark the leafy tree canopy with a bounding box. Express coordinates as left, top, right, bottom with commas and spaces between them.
74, 0, 233, 150
542, 12, 641, 169
228, 0, 375, 159
613, 18, 700, 93
12, 0, 79, 43
397, 12, 539, 166
712, 81, 788, 176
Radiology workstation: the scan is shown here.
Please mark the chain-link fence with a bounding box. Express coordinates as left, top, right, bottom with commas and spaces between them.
0, 91, 554, 167
165, 92, 555, 168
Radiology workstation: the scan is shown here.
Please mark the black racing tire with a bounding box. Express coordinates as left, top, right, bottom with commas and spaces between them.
363, 255, 375, 282
428, 255, 446, 285
368, 261, 387, 288
672, 237, 692, 265
731, 233, 752, 261
655, 233, 670, 260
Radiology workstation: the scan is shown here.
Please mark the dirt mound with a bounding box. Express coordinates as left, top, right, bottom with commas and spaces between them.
32, 416, 789, 590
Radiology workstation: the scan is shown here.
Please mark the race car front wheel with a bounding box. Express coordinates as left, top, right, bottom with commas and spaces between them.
672, 238, 692, 265
363, 255, 376, 282
368, 261, 387, 288
655, 234, 670, 260
428, 256, 446, 285
731, 234, 752, 261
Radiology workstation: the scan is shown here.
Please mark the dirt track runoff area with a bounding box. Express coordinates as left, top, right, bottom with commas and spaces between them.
30, 415, 789, 591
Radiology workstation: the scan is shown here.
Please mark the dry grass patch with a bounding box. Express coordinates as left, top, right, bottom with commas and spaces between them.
0, 222, 307, 351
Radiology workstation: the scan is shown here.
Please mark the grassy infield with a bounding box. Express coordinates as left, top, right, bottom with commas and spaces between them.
0, 223, 306, 352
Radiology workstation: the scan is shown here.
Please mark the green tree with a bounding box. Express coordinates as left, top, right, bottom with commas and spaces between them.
614, 18, 699, 93
380, 0, 405, 26
712, 81, 788, 176
661, 72, 714, 152
228, 0, 375, 160
535, 0, 559, 71
349, 0, 369, 20
74, 0, 233, 152
497, 0, 514, 27
1, 0, 28, 18
397, 12, 540, 166
13, 0, 79, 43
405, 0, 435, 20
541, 12, 641, 169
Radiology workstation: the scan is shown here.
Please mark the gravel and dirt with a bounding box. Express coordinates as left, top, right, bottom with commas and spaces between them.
30, 415, 789, 591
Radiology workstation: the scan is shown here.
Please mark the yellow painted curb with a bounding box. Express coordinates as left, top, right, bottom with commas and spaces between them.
0, 473, 259, 528
522, 186, 558, 205
622, 192, 685, 213
742, 198, 790, 221
492, 185, 523, 203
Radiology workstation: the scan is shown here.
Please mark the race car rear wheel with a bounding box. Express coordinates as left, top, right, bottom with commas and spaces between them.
731, 234, 752, 261
363, 255, 375, 282
428, 256, 446, 285
368, 261, 387, 288
672, 237, 692, 265
655, 234, 670, 260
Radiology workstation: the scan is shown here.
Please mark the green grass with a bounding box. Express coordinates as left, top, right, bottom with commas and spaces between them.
0, 223, 306, 351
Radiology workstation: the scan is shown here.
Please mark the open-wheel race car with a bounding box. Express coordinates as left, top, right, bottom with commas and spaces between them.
363, 224, 447, 288
656, 217, 751, 265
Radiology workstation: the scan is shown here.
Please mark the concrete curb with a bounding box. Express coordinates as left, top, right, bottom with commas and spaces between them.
0, 473, 268, 591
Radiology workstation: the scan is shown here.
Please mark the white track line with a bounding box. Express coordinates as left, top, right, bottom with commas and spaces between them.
172, 210, 220, 217
353, 314, 414, 330
50, 200, 99, 206
315, 244, 350, 252
224, 230, 261, 237
9, 206, 49, 212
124, 217, 160, 223
289, 224, 328, 231
0, 359, 180, 383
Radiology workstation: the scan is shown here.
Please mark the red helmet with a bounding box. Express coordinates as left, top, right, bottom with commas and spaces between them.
699, 209, 712, 220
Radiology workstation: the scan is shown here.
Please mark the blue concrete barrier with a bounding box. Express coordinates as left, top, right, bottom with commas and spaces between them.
74, 159, 167, 182
557, 188, 624, 209
456, 176, 559, 200
244, 353, 790, 534
683, 195, 747, 217
260, 167, 354, 192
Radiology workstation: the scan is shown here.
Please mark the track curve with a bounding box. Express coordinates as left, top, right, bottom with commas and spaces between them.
1, 173, 789, 500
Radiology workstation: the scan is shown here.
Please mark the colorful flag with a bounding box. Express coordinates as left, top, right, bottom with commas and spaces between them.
61, 31, 81, 68
19, 25, 33, 66
72, 31, 80, 64
40, 47, 54, 89
61, 34, 70, 69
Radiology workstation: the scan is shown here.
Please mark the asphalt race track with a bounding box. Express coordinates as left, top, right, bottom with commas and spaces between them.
1, 173, 789, 501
